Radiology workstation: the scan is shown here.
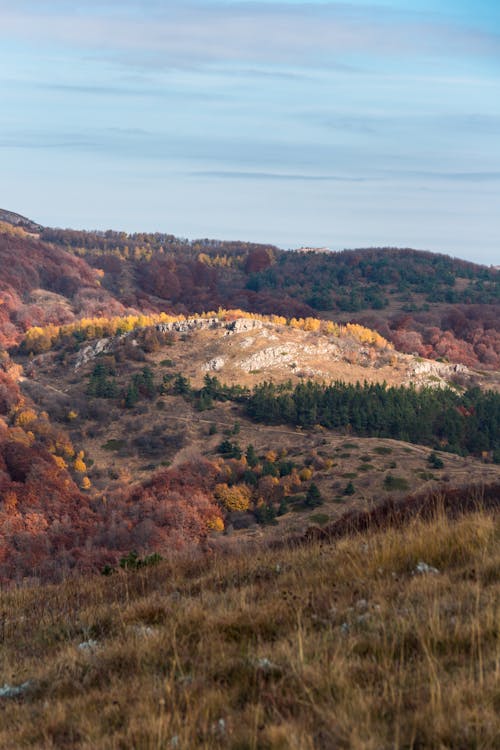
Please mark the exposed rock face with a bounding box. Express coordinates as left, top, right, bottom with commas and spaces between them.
240, 346, 294, 371
74, 338, 113, 369
203, 358, 226, 372
156, 317, 263, 336
402, 358, 473, 389
156, 318, 219, 334
0, 208, 42, 232
239, 341, 340, 372
225, 319, 263, 333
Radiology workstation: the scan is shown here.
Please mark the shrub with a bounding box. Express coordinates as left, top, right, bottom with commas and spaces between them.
217, 440, 242, 459
383, 474, 410, 491
428, 452, 444, 469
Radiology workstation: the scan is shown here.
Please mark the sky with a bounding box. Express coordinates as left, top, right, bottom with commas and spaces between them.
1, 1, 499, 264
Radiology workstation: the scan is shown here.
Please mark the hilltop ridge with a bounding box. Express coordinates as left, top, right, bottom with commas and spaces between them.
0, 207, 42, 233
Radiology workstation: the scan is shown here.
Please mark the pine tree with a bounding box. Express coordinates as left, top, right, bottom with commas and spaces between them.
246, 444, 258, 468
125, 381, 139, 408
305, 482, 323, 508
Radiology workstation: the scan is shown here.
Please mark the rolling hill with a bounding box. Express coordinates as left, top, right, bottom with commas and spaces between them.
0, 211, 499, 585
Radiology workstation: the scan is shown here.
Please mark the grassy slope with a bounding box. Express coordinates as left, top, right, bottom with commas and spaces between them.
1, 507, 498, 749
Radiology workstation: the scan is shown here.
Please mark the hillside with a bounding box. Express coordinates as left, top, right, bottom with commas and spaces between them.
0, 498, 498, 749
0, 310, 497, 583
40, 226, 500, 370
0, 216, 498, 370
0, 208, 42, 233
0, 224, 130, 349
0, 214, 499, 585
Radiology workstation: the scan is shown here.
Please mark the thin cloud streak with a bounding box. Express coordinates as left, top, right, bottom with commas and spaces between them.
1, 2, 499, 71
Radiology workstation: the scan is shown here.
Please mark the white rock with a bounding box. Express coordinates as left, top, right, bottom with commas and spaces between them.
78, 639, 100, 651
226, 318, 263, 333
415, 561, 440, 575
202, 357, 225, 372
74, 338, 112, 370
0, 681, 31, 698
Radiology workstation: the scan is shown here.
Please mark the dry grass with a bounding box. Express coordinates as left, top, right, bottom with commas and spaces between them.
1, 507, 499, 749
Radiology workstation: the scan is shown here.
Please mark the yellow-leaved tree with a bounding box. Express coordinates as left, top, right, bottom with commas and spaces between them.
214, 483, 251, 512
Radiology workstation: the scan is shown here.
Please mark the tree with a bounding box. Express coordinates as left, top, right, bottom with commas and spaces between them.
214, 483, 251, 512
246, 444, 258, 468
305, 482, 323, 508
173, 373, 191, 396
428, 452, 444, 469
124, 381, 139, 408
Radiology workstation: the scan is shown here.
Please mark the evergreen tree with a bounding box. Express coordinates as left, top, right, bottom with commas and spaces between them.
173, 373, 191, 395
246, 444, 259, 468
305, 482, 323, 508
125, 381, 139, 408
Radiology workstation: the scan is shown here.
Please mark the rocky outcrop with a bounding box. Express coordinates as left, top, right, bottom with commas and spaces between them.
203, 358, 226, 372
156, 318, 220, 334
225, 319, 263, 334
74, 338, 114, 369
0, 208, 42, 232
406, 359, 471, 388
156, 317, 264, 336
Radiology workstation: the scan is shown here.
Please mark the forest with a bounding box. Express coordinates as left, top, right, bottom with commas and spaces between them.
246, 380, 500, 456
159, 373, 500, 458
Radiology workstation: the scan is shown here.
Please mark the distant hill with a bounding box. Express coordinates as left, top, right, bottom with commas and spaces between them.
0, 225, 131, 348
0, 214, 498, 368
40, 226, 500, 370
0, 207, 42, 233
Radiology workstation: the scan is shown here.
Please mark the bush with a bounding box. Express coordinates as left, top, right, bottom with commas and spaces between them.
374, 446, 393, 455
118, 551, 163, 571
383, 474, 410, 491
428, 452, 444, 469
217, 440, 242, 459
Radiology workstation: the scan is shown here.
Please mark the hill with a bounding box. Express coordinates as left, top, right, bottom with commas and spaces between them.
0, 216, 498, 370
0, 223, 131, 348
1, 310, 498, 583
0, 495, 498, 748
40, 226, 500, 370
0, 214, 499, 584
0, 208, 42, 233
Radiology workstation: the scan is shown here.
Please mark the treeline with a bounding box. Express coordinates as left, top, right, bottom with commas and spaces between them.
40, 226, 277, 269
156, 372, 499, 457
21, 310, 391, 355
246, 381, 500, 457
247, 247, 499, 309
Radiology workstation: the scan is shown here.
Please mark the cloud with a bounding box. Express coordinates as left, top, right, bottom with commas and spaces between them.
34, 81, 228, 101
1, 1, 499, 71
317, 112, 500, 137
190, 170, 367, 182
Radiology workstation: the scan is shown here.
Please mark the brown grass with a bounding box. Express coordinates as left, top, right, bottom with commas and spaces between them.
1, 505, 499, 749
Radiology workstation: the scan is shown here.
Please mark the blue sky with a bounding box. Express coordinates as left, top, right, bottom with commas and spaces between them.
1, 1, 499, 263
